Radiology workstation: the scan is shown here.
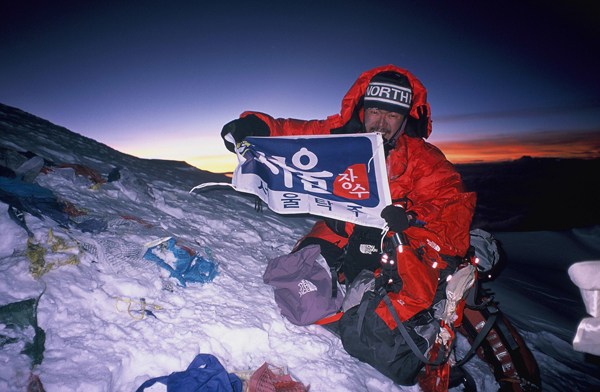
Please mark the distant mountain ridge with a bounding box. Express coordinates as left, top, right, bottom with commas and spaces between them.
0, 102, 229, 189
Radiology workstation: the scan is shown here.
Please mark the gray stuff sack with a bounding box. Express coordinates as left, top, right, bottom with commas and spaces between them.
469, 228, 502, 281
263, 244, 343, 326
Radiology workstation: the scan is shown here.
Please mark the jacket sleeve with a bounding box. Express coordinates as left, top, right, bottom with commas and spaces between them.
388, 139, 476, 260
240, 111, 343, 137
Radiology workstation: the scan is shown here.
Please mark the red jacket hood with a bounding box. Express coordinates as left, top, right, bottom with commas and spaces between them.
339, 65, 432, 138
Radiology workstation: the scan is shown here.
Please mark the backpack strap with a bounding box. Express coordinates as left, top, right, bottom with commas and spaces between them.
460, 282, 518, 359
314, 312, 344, 325
495, 312, 520, 351
357, 291, 376, 336
454, 305, 499, 367
379, 287, 447, 366
330, 265, 339, 298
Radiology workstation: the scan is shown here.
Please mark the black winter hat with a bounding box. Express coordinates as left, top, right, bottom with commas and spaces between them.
364, 71, 413, 115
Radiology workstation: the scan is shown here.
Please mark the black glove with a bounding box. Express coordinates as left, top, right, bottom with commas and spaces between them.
404, 104, 430, 139
380, 205, 410, 233
221, 114, 271, 152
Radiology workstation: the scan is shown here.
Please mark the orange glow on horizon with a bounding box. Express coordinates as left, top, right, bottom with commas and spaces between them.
187, 130, 600, 173
436, 130, 600, 164
186, 154, 237, 174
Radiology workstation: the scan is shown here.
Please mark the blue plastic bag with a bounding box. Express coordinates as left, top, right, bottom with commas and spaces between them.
144, 239, 219, 287
136, 354, 242, 392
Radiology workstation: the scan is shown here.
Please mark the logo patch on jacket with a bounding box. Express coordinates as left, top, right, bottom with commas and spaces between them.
359, 244, 379, 255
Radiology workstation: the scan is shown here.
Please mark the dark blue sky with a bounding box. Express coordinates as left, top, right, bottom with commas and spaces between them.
2, 0, 599, 171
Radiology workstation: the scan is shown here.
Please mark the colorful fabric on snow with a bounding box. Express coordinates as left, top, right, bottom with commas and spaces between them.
248, 362, 309, 392
232, 133, 391, 229
0, 297, 45, 369
144, 238, 219, 287
136, 353, 242, 392
0, 176, 69, 227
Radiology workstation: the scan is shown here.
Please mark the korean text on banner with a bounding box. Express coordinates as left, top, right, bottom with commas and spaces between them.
232, 133, 391, 229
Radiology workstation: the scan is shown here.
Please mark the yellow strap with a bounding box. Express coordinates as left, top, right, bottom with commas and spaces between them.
114, 297, 163, 320
100, 287, 163, 320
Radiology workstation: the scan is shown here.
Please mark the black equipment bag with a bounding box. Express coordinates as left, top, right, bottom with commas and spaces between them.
338, 288, 440, 386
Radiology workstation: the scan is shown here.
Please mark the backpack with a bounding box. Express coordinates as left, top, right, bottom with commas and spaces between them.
334, 229, 540, 391
459, 290, 542, 392
468, 228, 503, 281
338, 287, 440, 385
336, 231, 478, 388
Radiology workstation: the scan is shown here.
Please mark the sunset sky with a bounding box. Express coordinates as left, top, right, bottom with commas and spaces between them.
2, 1, 599, 173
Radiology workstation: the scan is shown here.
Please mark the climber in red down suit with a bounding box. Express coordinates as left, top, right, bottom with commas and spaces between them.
221, 64, 476, 325
220, 65, 541, 392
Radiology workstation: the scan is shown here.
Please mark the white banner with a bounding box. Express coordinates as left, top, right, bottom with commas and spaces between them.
227, 133, 391, 229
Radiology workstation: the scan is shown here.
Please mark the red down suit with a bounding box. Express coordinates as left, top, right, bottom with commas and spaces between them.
240, 65, 476, 328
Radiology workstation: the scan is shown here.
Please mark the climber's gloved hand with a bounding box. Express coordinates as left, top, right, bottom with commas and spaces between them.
220, 114, 271, 152
380, 205, 410, 233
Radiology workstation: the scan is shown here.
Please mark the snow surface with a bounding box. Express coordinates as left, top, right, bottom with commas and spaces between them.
1, 104, 599, 391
